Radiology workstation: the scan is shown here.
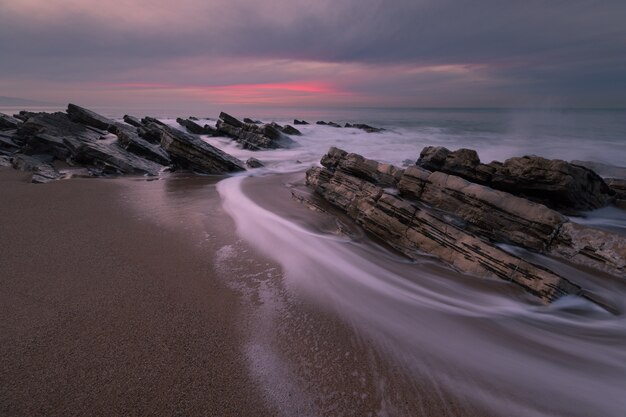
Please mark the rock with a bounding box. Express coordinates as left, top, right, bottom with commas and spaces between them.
571, 160, 626, 179
246, 157, 264, 168
144, 121, 245, 173
281, 125, 301, 136
0, 155, 11, 167
0, 113, 23, 130
417, 146, 613, 212
114, 124, 171, 165
243, 118, 262, 124
0, 130, 20, 153
67, 103, 115, 131
74, 141, 163, 176
316, 121, 341, 127
307, 147, 626, 305
216, 112, 295, 150
293, 119, 309, 125
176, 118, 217, 135
344, 123, 383, 133
11, 154, 62, 183
605, 178, 626, 200
123, 114, 142, 128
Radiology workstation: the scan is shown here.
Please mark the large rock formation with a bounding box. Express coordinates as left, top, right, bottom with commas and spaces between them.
216, 112, 295, 150
417, 146, 614, 212
67, 103, 115, 131
306, 147, 625, 306
0, 113, 23, 130
176, 118, 217, 135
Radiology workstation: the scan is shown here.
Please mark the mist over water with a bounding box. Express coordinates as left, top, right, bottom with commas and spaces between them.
203, 108, 626, 416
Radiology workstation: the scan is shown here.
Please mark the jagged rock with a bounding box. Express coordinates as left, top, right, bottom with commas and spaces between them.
123, 114, 142, 128
417, 146, 613, 212
17, 112, 102, 159
571, 160, 626, 179
67, 103, 115, 131
0, 113, 23, 130
143, 121, 245, 173
0, 130, 20, 153
293, 119, 309, 125
243, 118, 262, 124
344, 123, 383, 133
114, 124, 171, 165
281, 125, 301, 136
216, 112, 295, 150
307, 148, 626, 305
11, 154, 62, 183
176, 118, 217, 135
12, 111, 34, 122
246, 157, 264, 168
74, 141, 162, 176
316, 121, 341, 127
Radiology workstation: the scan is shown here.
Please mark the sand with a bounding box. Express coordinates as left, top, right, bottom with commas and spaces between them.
0, 169, 273, 416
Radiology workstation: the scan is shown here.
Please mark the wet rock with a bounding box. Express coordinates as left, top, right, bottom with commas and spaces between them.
281, 125, 301, 136
114, 125, 171, 165
67, 103, 115, 131
243, 118, 262, 124
344, 123, 383, 133
571, 160, 626, 179
74, 141, 163, 176
123, 114, 142, 128
144, 121, 245, 173
11, 154, 62, 183
605, 178, 626, 200
0, 130, 20, 153
0, 155, 11, 167
176, 118, 217, 135
307, 147, 626, 304
216, 112, 295, 150
417, 146, 613, 212
293, 119, 309, 125
0, 113, 23, 130
246, 157, 264, 168
316, 121, 341, 127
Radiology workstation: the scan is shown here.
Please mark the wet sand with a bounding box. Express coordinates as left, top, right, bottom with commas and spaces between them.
0, 169, 273, 416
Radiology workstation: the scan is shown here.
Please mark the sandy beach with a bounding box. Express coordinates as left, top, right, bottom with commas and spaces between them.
0, 168, 273, 416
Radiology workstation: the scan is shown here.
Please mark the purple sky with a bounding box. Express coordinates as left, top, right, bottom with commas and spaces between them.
1, 0, 625, 109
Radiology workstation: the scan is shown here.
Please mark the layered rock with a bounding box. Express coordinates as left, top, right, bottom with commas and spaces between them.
216, 112, 295, 150
316, 121, 341, 128
0, 113, 23, 130
307, 147, 626, 305
417, 146, 613, 212
11, 154, 62, 183
176, 118, 217, 135
143, 121, 245, 173
281, 125, 301, 136
344, 123, 383, 133
67, 103, 114, 131
114, 124, 171, 166
294, 119, 309, 125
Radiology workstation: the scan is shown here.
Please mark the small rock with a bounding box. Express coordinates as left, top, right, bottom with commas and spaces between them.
293, 119, 309, 125
246, 157, 264, 168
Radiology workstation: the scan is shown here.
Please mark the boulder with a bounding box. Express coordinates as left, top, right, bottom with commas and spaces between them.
417, 146, 613, 212
144, 122, 245, 174
216, 112, 295, 150
67, 103, 115, 131
294, 119, 309, 125
0, 113, 23, 130
176, 118, 217, 135
123, 114, 142, 128
246, 157, 264, 168
281, 125, 301, 136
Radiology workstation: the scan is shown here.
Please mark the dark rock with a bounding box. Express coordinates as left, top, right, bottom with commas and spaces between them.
11, 154, 62, 183
417, 146, 613, 212
123, 114, 142, 128
0, 113, 23, 130
0, 130, 20, 152
74, 141, 163, 176
216, 112, 295, 150
605, 178, 626, 200
144, 122, 245, 174
571, 160, 626, 179
0, 155, 10, 167
243, 118, 262, 124
321, 147, 403, 187
344, 123, 383, 133
189, 116, 199, 121
293, 119, 309, 125
246, 157, 264, 168
281, 125, 301, 136
114, 124, 171, 165
13, 111, 34, 122
176, 118, 217, 135
66, 103, 114, 131
316, 121, 341, 127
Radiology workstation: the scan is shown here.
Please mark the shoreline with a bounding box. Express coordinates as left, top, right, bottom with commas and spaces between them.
0, 168, 273, 416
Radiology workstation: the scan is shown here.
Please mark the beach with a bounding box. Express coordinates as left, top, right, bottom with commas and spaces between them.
0, 168, 274, 416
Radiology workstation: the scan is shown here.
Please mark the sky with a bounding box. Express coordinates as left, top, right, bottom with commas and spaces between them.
1, 0, 625, 110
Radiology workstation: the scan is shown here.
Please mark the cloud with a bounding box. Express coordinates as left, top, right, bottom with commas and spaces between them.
1, 0, 625, 107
